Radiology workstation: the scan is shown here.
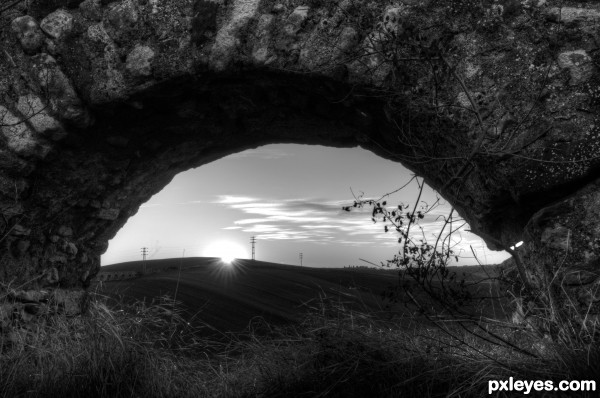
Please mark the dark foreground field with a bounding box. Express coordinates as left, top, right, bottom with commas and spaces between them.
3, 259, 597, 398
96, 258, 506, 334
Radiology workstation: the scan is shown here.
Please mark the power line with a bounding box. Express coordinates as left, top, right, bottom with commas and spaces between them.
250, 236, 256, 260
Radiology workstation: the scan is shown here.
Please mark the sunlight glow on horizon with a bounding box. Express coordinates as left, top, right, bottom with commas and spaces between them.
203, 241, 248, 264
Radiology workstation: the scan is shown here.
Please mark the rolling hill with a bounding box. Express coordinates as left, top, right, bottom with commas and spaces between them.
95, 258, 507, 335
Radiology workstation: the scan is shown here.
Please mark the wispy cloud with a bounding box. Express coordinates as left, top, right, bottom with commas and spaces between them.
214, 195, 490, 262
216, 196, 257, 204
214, 195, 468, 248
232, 218, 269, 225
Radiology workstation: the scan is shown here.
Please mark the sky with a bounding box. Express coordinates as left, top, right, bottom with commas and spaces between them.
101, 144, 511, 268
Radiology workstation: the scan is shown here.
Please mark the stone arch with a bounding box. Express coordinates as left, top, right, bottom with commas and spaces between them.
0, 0, 599, 309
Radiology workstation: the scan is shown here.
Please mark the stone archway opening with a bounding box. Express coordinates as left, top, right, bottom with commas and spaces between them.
102, 143, 511, 269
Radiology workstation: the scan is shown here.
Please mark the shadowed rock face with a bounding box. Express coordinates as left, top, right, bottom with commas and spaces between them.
0, 0, 599, 305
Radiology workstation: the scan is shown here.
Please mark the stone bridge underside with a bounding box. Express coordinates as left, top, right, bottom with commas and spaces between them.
0, 0, 599, 309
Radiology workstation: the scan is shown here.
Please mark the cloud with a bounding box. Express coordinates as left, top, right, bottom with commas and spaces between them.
242, 224, 281, 233
299, 225, 344, 229
212, 195, 485, 261
216, 196, 257, 204
234, 218, 271, 225
216, 195, 414, 246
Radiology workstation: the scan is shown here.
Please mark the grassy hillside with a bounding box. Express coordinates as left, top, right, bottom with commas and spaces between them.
96, 258, 506, 335
97, 258, 400, 333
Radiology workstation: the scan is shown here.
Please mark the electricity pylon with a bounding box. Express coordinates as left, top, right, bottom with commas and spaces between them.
141, 247, 148, 275
250, 236, 256, 260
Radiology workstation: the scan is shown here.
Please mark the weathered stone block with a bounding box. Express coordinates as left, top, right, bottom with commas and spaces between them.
284, 6, 310, 36
338, 27, 358, 53
382, 7, 404, 35
125, 45, 155, 77
79, 0, 103, 21
0, 106, 37, 156
16, 95, 65, 141
30, 54, 91, 127
86, 22, 111, 44
557, 50, 594, 86
61, 241, 78, 257
210, 0, 260, 70
40, 9, 74, 40
105, 0, 140, 42
11, 16, 44, 54
251, 14, 274, 64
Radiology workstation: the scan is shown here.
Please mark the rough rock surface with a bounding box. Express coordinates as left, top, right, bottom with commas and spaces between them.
0, 0, 599, 320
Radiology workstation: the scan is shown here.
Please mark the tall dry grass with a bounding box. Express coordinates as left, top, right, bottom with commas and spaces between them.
0, 287, 598, 398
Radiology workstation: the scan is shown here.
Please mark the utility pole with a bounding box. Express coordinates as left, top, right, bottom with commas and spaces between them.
250, 236, 256, 260
299, 252, 303, 267
141, 247, 148, 275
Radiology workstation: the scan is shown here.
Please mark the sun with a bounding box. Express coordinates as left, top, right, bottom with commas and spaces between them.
203, 240, 248, 264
